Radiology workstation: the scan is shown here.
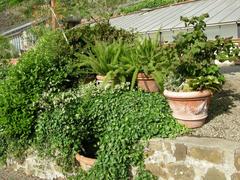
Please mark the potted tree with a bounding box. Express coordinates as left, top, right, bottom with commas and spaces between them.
163, 14, 240, 128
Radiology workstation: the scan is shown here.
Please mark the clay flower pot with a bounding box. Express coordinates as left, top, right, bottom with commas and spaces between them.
96, 75, 113, 85
75, 153, 96, 171
163, 90, 212, 128
137, 73, 159, 92
10, 58, 18, 65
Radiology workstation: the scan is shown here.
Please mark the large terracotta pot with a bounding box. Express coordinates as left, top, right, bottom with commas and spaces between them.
137, 73, 159, 92
163, 90, 212, 128
76, 153, 96, 171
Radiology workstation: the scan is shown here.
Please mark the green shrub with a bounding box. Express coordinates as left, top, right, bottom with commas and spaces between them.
121, 0, 185, 14
165, 14, 240, 92
35, 83, 99, 170
0, 21, 136, 163
0, 35, 17, 60
66, 21, 135, 54
34, 82, 187, 178
76, 84, 187, 179
0, 30, 79, 157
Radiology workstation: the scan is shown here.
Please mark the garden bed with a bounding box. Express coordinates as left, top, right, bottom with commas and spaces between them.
191, 64, 240, 142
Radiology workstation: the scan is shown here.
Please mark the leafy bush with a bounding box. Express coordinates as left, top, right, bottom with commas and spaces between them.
0, 30, 79, 157
34, 83, 187, 178
66, 21, 135, 54
80, 85, 186, 179
165, 14, 240, 92
0, 21, 136, 162
0, 35, 17, 60
121, 0, 185, 14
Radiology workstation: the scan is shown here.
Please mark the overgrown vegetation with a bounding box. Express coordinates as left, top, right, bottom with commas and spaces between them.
0, 35, 17, 80
121, 0, 186, 14
35, 83, 187, 178
2, 14, 238, 180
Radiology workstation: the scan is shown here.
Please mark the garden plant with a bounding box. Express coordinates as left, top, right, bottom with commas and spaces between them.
4, 13, 239, 178
163, 13, 240, 128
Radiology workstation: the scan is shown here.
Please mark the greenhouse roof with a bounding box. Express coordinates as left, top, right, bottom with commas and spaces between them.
110, 0, 240, 33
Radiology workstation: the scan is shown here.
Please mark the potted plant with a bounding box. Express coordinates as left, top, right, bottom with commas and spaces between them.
163, 14, 240, 128
76, 40, 130, 86
123, 38, 169, 92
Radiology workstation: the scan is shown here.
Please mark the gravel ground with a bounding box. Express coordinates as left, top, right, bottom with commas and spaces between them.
191, 64, 240, 142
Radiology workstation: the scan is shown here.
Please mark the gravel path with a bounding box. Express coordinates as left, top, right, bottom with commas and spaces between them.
191, 65, 240, 142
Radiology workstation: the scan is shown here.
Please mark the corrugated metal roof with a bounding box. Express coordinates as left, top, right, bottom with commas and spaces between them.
110, 0, 240, 33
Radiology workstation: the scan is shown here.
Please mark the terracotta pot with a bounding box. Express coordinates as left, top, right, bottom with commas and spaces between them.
10, 58, 18, 65
137, 73, 159, 92
96, 75, 113, 85
76, 153, 96, 171
163, 90, 212, 128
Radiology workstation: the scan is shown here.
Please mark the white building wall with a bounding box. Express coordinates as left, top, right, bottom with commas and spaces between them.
147, 24, 238, 43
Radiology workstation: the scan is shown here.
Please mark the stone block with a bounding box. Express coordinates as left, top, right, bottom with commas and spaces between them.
144, 148, 155, 158
235, 149, 240, 171
203, 168, 226, 180
174, 144, 187, 161
164, 142, 173, 153
148, 141, 163, 151
145, 163, 168, 178
231, 173, 240, 180
188, 147, 224, 164
167, 163, 195, 180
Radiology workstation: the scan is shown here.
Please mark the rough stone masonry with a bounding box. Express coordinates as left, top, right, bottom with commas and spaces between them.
144, 137, 240, 180
5, 136, 240, 180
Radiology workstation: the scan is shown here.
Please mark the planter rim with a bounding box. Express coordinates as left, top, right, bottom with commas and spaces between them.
75, 153, 96, 166
137, 73, 154, 80
96, 75, 106, 81
163, 89, 212, 99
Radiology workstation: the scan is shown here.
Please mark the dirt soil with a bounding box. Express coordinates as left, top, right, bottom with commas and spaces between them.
191, 64, 240, 142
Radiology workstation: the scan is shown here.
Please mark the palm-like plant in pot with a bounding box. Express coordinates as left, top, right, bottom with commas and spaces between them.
164, 14, 240, 128
76, 40, 130, 86
123, 37, 172, 92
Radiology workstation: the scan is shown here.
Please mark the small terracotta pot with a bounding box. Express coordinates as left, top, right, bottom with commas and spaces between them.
137, 73, 159, 92
163, 90, 212, 128
96, 75, 113, 85
10, 58, 18, 65
75, 153, 96, 171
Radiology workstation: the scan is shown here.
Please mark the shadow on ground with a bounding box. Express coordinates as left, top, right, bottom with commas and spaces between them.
207, 90, 240, 123
220, 65, 240, 74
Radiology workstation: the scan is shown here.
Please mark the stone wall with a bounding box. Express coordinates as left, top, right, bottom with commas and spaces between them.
5, 137, 240, 180
144, 137, 240, 180
6, 150, 65, 180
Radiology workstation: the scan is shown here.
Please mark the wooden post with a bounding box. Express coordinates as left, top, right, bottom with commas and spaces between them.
51, 0, 57, 29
